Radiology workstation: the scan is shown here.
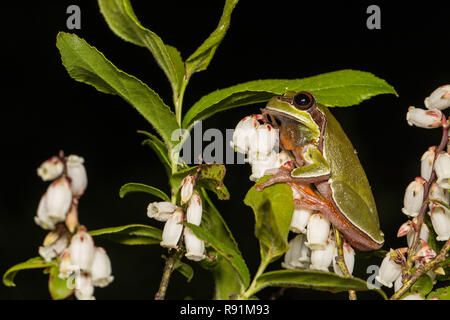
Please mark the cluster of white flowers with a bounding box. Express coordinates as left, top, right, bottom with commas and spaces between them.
35, 153, 113, 300
147, 175, 205, 261
376, 85, 450, 300
231, 115, 355, 275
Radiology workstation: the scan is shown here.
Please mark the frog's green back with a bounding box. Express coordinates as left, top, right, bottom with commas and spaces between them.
319, 105, 384, 243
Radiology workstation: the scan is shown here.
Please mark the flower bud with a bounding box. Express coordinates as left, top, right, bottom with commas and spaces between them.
397, 221, 413, 238
402, 177, 426, 217
74, 273, 95, 300
147, 202, 177, 222
65, 202, 79, 233
66, 155, 88, 197
424, 85, 450, 110
37, 156, 64, 181
249, 123, 279, 156
375, 252, 402, 288
248, 151, 278, 181
91, 247, 114, 287
406, 107, 442, 128
434, 152, 450, 189
46, 177, 72, 222
231, 116, 259, 154
310, 240, 335, 272
160, 208, 184, 248
186, 192, 202, 226
180, 175, 195, 205
34, 194, 56, 230
282, 235, 310, 270
69, 229, 96, 271
184, 228, 205, 261
420, 147, 436, 181
332, 243, 355, 276
429, 205, 450, 241
290, 208, 313, 234
415, 240, 437, 264
306, 213, 330, 250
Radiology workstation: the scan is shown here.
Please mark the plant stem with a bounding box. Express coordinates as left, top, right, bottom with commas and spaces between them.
241, 255, 271, 299
333, 228, 357, 300
391, 238, 450, 300
155, 249, 180, 300
175, 80, 189, 127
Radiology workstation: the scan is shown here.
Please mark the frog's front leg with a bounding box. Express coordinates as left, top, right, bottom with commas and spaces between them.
255, 144, 330, 191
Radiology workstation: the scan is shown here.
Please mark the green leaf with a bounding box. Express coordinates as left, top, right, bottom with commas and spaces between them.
427, 286, 450, 300
98, 0, 185, 96
254, 270, 387, 299
410, 274, 434, 297
138, 130, 171, 174
184, 222, 250, 288
3, 257, 55, 287
89, 224, 162, 245
170, 164, 230, 200
185, 0, 239, 77
183, 69, 397, 128
356, 249, 388, 260
244, 176, 294, 262
56, 32, 179, 147
119, 183, 170, 201
211, 257, 243, 300
48, 266, 73, 300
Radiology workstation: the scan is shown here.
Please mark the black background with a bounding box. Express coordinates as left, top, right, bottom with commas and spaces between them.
1, 0, 449, 300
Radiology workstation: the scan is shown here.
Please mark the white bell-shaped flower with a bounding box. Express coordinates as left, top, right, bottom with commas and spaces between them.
39, 233, 69, 262
332, 243, 355, 276
34, 194, 57, 230
429, 205, 450, 241
46, 177, 72, 222
375, 252, 402, 288
428, 183, 449, 208
184, 228, 205, 261
248, 151, 278, 181
249, 123, 279, 156
180, 175, 195, 205
406, 107, 442, 129
275, 151, 293, 168
282, 235, 309, 270
58, 249, 77, 279
394, 275, 403, 292
402, 177, 426, 217
37, 156, 64, 181
406, 223, 429, 248
147, 201, 177, 222
290, 208, 312, 234
231, 116, 259, 154
306, 213, 330, 250
424, 85, 450, 110
69, 229, 96, 272
420, 147, 436, 181
186, 192, 202, 226
91, 247, 114, 287
310, 239, 335, 272
401, 293, 425, 300
434, 152, 450, 189
74, 273, 95, 300
66, 155, 88, 197
160, 208, 184, 248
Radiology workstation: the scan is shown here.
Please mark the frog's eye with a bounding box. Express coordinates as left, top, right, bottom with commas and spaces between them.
293, 92, 315, 110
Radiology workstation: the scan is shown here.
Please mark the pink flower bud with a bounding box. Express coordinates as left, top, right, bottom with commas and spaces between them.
69, 230, 95, 272
376, 252, 402, 288
310, 240, 335, 272
425, 85, 450, 110
160, 208, 184, 248
402, 177, 426, 217
37, 156, 64, 181
306, 213, 330, 250
46, 177, 72, 222
186, 192, 202, 226
184, 228, 205, 261
147, 202, 177, 221
282, 235, 310, 270
231, 116, 259, 154
180, 175, 195, 205
406, 107, 442, 128
91, 247, 114, 287
420, 146, 436, 181
434, 152, 450, 189
66, 155, 88, 197
397, 221, 413, 237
